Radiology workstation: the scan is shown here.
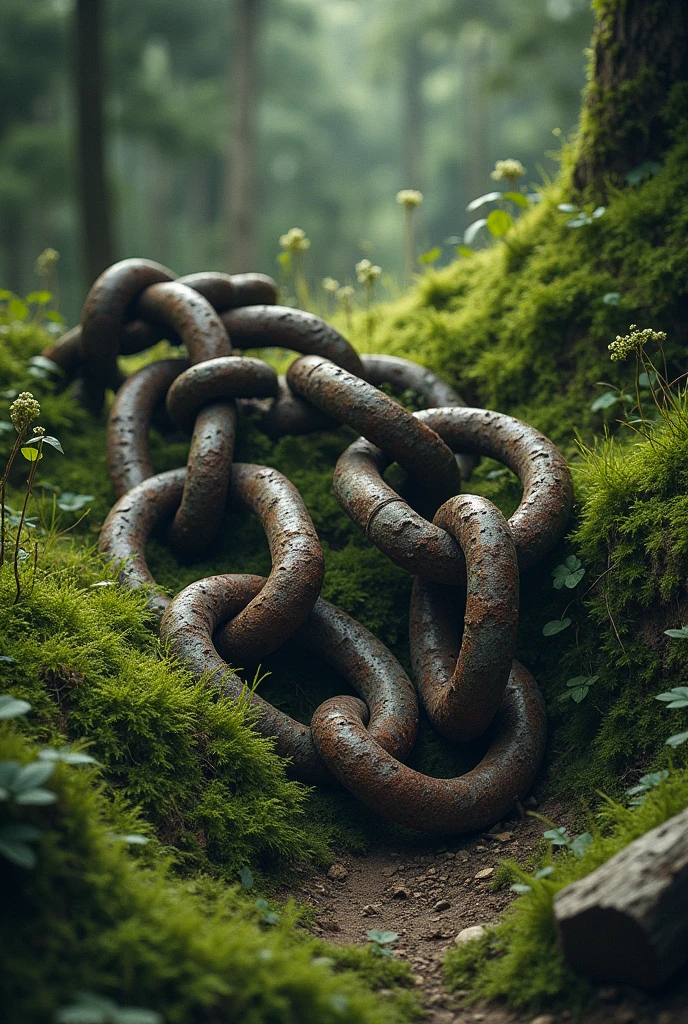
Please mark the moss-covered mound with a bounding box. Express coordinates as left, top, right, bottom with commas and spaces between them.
0, 725, 417, 1024
350, 106, 688, 450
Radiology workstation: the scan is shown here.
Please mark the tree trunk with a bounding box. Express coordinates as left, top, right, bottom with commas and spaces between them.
573, 0, 688, 194
227, 0, 263, 272
74, 0, 115, 287
553, 806, 688, 989
402, 38, 424, 191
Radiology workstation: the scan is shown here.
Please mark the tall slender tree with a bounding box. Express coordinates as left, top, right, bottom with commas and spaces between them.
227, 0, 263, 271
74, 0, 115, 286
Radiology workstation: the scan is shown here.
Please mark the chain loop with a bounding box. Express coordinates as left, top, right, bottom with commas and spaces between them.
47, 261, 572, 834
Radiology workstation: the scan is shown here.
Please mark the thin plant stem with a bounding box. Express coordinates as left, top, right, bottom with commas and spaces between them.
0, 430, 25, 568
13, 442, 41, 604
404, 208, 415, 286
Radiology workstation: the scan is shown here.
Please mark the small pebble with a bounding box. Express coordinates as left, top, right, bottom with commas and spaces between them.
454, 925, 487, 946
474, 867, 494, 880
530, 1016, 556, 1024
326, 863, 348, 881
392, 886, 410, 899
433, 899, 451, 912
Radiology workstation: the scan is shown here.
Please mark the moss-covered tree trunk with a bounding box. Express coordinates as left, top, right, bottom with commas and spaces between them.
574, 0, 688, 193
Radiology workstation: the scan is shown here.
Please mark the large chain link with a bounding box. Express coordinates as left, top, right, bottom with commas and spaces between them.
44, 258, 573, 835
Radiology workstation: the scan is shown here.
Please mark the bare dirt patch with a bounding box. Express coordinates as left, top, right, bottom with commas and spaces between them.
281, 800, 688, 1024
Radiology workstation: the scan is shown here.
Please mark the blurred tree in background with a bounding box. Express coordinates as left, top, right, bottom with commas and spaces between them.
0, 0, 593, 321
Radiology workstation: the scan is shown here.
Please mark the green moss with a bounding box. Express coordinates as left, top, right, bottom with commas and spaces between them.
0, 551, 323, 879
444, 768, 688, 1012
340, 122, 688, 450
0, 727, 418, 1024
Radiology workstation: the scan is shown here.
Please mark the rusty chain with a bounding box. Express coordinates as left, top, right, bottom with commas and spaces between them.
44, 258, 573, 835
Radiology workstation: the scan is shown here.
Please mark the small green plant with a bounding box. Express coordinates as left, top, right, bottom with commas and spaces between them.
655, 686, 688, 747
366, 930, 398, 957
278, 227, 312, 310
356, 259, 382, 352
396, 189, 424, 285
557, 201, 606, 228
255, 897, 280, 926
463, 159, 533, 249
55, 992, 162, 1024
542, 826, 593, 858
336, 284, 355, 331
625, 770, 669, 808
510, 865, 554, 895
552, 555, 585, 590
557, 675, 599, 704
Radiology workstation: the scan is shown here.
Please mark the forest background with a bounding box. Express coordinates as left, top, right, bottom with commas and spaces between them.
1, 0, 592, 324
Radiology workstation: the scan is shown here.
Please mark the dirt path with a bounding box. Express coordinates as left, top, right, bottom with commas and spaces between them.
284, 802, 688, 1024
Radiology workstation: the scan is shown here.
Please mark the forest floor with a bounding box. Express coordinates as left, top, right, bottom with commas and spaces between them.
281, 799, 688, 1024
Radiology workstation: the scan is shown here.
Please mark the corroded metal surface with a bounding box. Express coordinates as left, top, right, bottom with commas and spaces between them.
413, 494, 519, 743
287, 355, 463, 503
335, 405, 573, 582
310, 661, 546, 835
65, 259, 573, 833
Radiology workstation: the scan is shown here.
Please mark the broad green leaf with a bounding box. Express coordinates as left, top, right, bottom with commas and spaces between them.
544, 827, 570, 846
463, 218, 488, 245
255, 898, 269, 910
56, 492, 93, 512
486, 209, 513, 238
109, 833, 150, 845
0, 695, 31, 719
503, 191, 528, 208
638, 371, 658, 388
0, 823, 40, 841
625, 161, 661, 185
557, 203, 577, 213
570, 832, 593, 857
13, 759, 54, 792
602, 292, 620, 305
510, 882, 532, 893
23, 434, 64, 454
39, 747, 99, 765
44, 310, 66, 324
418, 247, 442, 264
367, 930, 398, 944
535, 866, 555, 878
569, 686, 589, 703
0, 762, 20, 788
15, 787, 57, 805
542, 618, 571, 636
114, 1010, 163, 1024
466, 191, 502, 211
592, 206, 606, 219
664, 626, 688, 639
666, 731, 688, 747
455, 246, 475, 258
0, 838, 37, 869
591, 391, 618, 412
28, 354, 64, 376
240, 865, 254, 889
0, 655, 16, 664
655, 686, 688, 708
21, 446, 42, 462
552, 557, 585, 590
566, 675, 598, 688
25, 291, 51, 306
8, 297, 28, 321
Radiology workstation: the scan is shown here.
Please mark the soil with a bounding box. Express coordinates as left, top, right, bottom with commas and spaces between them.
281, 800, 688, 1024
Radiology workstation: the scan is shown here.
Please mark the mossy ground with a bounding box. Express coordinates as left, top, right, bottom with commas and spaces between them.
2, 111, 688, 1018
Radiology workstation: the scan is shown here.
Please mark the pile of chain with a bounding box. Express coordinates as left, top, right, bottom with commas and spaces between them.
44, 258, 573, 835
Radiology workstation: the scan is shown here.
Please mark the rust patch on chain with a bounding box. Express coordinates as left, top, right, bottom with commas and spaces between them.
66, 259, 570, 833
335, 405, 573, 583
287, 355, 462, 503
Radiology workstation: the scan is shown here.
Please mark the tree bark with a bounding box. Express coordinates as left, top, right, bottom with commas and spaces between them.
227, 0, 263, 272
573, 0, 688, 193
74, 0, 115, 286
553, 806, 688, 989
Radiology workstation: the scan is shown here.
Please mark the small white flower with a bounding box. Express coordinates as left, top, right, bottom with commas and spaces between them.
490, 159, 526, 183
279, 227, 311, 253
609, 325, 667, 361
10, 392, 41, 433
356, 259, 382, 287
322, 277, 340, 293
396, 189, 424, 208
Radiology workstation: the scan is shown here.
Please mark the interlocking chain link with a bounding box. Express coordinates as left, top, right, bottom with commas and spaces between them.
44, 258, 574, 835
